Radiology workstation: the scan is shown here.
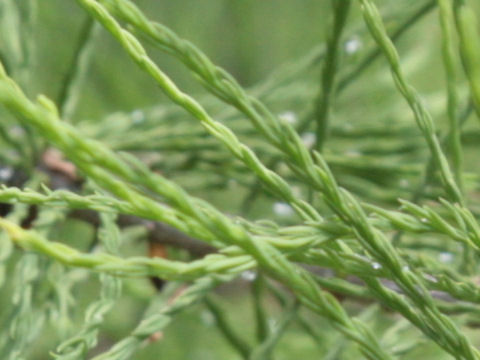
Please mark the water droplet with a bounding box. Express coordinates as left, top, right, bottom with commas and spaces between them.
372, 262, 382, 270
279, 111, 297, 125
301, 132, 316, 149
93, 312, 103, 322
273, 202, 294, 217
268, 318, 278, 331
345, 150, 361, 158
241, 270, 257, 282
0, 167, 13, 181
131, 110, 145, 124
345, 38, 362, 54
402, 265, 410, 272
420, 218, 428, 223
200, 310, 215, 326
9, 126, 24, 137
439, 252, 453, 263
423, 274, 438, 283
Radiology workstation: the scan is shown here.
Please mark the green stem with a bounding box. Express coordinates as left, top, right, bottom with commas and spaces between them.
252, 273, 269, 343
453, 0, 480, 120
204, 295, 252, 359
315, 0, 351, 152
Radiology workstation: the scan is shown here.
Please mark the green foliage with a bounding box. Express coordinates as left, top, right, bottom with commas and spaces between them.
0, 0, 480, 359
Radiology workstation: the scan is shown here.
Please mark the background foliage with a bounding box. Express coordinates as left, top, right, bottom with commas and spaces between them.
1, 0, 480, 359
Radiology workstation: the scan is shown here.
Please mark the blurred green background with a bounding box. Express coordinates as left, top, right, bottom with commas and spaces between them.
35, 0, 329, 119
1, 0, 480, 359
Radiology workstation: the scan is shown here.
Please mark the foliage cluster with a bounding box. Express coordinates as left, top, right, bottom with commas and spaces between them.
1, 0, 480, 359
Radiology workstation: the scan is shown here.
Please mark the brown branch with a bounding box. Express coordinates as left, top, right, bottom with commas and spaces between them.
69, 209, 216, 257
